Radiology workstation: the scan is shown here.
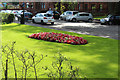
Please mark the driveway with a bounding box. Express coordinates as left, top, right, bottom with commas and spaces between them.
13, 19, 118, 40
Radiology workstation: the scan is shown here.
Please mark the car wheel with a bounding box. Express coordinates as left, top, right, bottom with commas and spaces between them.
88, 19, 92, 22
72, 18, 76, 22
32, 19, 35, 23
41, 20, 44, 25
51, 22, 54, 25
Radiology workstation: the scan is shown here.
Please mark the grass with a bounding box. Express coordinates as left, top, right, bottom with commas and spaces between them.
1, 23, 118, 78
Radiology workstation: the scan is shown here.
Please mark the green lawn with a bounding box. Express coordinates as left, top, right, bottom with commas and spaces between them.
1, 23, 118, 78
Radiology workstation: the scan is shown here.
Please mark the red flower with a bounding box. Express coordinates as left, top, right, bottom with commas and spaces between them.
29, 32, 88, 45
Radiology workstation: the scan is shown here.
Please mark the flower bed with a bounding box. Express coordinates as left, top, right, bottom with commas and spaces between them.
29, 32, 88, 45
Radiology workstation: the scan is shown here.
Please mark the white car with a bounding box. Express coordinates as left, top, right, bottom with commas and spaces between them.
32, 13, 55, 25
66, 12, 93, 22
11, 10, 18, 15
0, 10, 7, 13
60, 11, 79, 20
6, 10, 12, 13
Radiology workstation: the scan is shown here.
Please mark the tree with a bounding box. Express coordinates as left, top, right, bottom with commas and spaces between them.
108, 2, 120, 15
114, 1, 120, 15
55, 2, 78, 14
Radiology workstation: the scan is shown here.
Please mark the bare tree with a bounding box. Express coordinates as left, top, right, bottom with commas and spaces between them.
2, 44, 11, 80
29, 51, 47, 80
7, 42, 17, 80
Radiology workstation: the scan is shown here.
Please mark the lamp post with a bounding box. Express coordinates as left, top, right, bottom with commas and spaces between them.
20, 3, 25, 24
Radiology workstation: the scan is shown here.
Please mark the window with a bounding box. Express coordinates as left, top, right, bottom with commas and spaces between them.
39, 14, 43, 17
73, 12, 78, 15
91, 4, 96, 10
41, 2, 45, 9
79, 14, 89, 16
99, 4, 103, 11
26, 3, 29, 8
79, 3, 80, 10
85, 4, 88, 10
79, 14, 84, 16
42, 3, 43, 9
44, 14, 52, 17
44, 3, 45, 8
66, 12, 72, 15
31, 3, 33, 8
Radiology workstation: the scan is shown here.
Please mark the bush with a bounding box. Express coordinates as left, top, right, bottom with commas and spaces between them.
0, 13, 15, 24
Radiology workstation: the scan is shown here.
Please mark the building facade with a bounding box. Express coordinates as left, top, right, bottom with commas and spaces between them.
19, 2, 108, 16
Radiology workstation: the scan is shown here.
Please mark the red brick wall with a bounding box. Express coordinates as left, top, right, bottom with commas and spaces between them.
19, 2, 108, 16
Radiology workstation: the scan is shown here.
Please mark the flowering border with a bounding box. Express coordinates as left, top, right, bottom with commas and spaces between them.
29, 32, 88, 45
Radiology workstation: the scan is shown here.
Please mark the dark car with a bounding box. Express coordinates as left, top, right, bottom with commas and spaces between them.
17, 12, 33, 22
100, 15, 120, 25
46, 10, 60, 19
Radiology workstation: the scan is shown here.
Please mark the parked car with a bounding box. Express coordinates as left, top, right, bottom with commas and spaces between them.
11, 10, 18, 16
32, 13, 55, 25
100, 14, 120, 25
66, 12, 93, 22
46, 10, 60, 19
60, 11, 79, 20
17, 12, 33, 22
5, 10, 12, 13
0, 10, 7, 13
17, 10, 27, 15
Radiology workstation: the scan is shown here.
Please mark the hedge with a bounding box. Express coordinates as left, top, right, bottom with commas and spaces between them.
0, 13, 15, 24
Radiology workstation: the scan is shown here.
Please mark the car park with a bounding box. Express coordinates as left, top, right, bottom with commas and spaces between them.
66, 12, 93, 22
46, 10, 60, 19
60, 11, 79, 20
100, 14, 120, 25
32, 13, 55, 25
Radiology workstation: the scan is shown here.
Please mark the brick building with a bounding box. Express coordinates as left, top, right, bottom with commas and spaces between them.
19, 2, 108, 16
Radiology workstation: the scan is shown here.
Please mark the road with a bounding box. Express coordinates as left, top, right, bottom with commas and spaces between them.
14, 19, 118, 40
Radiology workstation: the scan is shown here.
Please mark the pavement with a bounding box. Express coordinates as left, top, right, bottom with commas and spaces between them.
13, 19, 119, 40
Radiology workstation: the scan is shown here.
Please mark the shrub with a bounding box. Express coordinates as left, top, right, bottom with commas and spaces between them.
0, 13, 15, 24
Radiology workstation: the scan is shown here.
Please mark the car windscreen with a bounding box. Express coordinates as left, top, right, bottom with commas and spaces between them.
107, 15, 112, 18
24, 13, 33, 18
73, 12, 78, 15
47, 11, 53, 14
44, 14, 52, 17
53, 11, 59, 14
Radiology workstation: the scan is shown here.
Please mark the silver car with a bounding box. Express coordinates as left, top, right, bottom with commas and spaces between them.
60, 11, 79, 20
66, 12, 93, 22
